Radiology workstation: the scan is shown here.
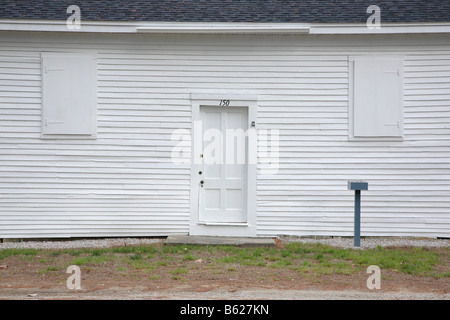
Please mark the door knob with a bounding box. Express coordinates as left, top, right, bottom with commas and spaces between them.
200, 180, 204, 185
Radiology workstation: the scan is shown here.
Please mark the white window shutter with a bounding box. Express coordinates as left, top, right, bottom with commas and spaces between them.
42, 52, 97, 135
353, 57, 403, 138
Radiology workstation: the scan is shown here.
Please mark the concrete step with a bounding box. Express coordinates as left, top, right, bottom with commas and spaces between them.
164, 235, 277, 247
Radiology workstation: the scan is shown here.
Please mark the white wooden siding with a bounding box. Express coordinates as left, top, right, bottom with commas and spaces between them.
0, 32, 449, 238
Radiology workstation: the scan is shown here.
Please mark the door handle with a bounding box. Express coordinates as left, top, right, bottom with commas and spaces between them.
200, 180, 204, 185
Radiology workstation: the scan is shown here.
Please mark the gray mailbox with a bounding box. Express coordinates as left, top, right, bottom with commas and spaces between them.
348, 180, 368, 247
348, 181, 368, 191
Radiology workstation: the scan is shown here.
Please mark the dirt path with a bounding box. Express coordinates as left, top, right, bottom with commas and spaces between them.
1, 268, 448, 300
0, 286, 448, 300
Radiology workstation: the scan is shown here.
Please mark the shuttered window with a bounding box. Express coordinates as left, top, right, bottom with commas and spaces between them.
41, 52, 97, 137
350, 56, 404, 139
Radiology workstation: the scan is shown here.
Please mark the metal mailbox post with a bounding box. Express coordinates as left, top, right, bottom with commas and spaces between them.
348, 180, 369, 247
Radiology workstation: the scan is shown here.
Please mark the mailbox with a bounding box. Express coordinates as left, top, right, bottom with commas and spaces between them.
348, 180, 368, 191
348, 180, 368, 247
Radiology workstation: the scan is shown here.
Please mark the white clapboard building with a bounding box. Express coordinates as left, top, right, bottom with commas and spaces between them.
0, 0, 449, 239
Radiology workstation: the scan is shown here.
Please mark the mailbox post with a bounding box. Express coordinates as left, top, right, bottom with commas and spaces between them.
348, 180, 368, 247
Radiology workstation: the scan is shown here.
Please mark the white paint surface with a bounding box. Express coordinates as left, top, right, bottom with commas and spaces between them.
41, 52, 97, 136
0, 32, 449, 238
199, 106, 248, 224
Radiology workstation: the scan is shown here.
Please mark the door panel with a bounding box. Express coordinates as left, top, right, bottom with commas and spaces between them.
199, 106, 248, 223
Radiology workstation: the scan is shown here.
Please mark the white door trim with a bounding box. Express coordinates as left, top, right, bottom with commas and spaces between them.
189, 93, 258, 237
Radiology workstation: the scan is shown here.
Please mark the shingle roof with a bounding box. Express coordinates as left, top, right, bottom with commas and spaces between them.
1, 0, 449, 23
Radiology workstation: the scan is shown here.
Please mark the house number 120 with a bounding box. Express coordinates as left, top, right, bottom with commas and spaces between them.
219, 100, 230, 106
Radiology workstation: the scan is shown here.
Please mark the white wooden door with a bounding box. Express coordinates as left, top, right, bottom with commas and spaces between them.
199, 106, 248, 224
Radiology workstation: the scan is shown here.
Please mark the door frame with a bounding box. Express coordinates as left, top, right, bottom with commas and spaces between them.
189, 93, 258, 237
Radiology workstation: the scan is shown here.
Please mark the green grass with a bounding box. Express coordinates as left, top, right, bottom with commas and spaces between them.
171, 267, 188, 275
205, 242, 448, 278
283, 242, 446, 277
130, 253, 143, 260
1, 242, 448, 280
182, 254, 198, 261
0, 248, 40, 260
71, 255, 113, 266
37, 266, 59, 274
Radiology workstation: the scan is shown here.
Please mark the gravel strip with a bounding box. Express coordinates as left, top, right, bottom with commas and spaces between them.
0, 238, 164, 250
0, 236, 448, 250
280, 236, 450, 249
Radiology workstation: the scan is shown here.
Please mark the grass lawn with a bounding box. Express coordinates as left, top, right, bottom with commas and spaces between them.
1, 242, 448, 283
